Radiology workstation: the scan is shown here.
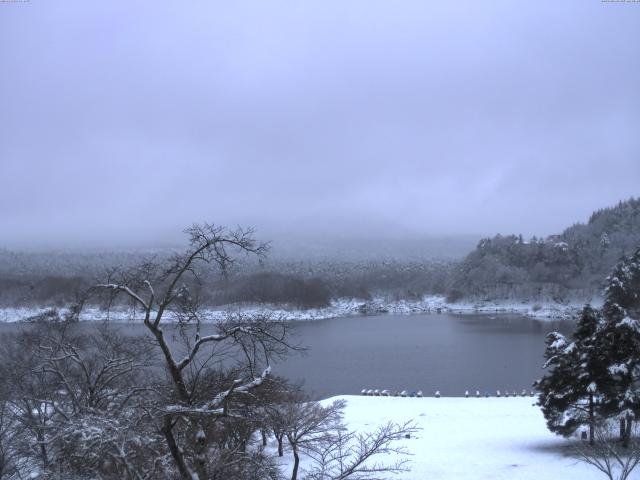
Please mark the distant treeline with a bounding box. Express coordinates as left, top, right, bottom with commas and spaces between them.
1, 198, 639, 309
0, 257, 452, 309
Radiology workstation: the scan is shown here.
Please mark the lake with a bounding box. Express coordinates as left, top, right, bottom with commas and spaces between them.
0, 313, 574, 399
275, 313, 573, 398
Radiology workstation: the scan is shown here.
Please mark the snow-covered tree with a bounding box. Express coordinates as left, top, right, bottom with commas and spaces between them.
538, 245, 640, 450
91, 224, 299, 480
598, 248, 640, 445
0, 321, 165, 479
536, 305, 606, 444
0, 400, 21, 480
601, 232, 611, 253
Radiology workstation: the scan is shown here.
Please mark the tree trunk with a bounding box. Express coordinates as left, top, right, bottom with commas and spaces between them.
623, 415, 633, 448
588, 394, 595, 446
37, 430, 48, 470
194, 424, 207, 480
162, 416, 192, 480
145, 321, 190, 401
275, 432, 284, 457
291, 445, 300, 480
620, 417, 626, 442
261, 429, 267, 447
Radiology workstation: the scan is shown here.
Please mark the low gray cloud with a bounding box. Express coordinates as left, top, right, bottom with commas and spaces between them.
1, 0, 639, 248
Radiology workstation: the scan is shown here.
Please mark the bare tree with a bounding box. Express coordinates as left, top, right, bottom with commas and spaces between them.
260, 379, 307, 459
265, 394, 418, 480
0, 321, 164, 480
0, 400, 19, 480
303, 420, 419, 480
43, 327, 161, 479
90, 223, 299, 480
282, 399, 345, 480
0, 328, 61, 475
574, 421, 640, 480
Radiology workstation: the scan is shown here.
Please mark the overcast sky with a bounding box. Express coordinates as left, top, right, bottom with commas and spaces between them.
1, 1, 639, 249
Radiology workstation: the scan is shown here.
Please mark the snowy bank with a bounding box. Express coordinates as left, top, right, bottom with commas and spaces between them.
274, 395, 603, 480
0, 295, 588, 323
344, 295, 587, 320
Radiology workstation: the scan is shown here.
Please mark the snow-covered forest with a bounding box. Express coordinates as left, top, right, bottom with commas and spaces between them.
1, 198, 639, 318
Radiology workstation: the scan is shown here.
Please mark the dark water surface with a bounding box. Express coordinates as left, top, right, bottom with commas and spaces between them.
0, 313, 573, 399
275, 313, 574, 398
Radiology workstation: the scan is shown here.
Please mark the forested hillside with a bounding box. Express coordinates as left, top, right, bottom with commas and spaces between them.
447, 198, 640, 302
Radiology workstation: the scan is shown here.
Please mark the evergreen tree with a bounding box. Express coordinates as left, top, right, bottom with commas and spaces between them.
536, 305, 606, 444
598, 247, 640, 445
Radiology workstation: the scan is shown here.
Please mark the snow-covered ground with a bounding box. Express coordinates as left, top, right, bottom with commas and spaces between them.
276, 395, 604, 480
0, 295, 589, 323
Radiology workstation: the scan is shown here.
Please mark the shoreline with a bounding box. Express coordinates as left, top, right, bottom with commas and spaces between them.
0, 295, 590, 323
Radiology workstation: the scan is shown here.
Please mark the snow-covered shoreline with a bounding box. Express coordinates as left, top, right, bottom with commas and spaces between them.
0, 295, 589, 323
276, 395, 602, 480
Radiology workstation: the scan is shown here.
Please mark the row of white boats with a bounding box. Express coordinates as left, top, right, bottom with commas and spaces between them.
360, 389, 536, 398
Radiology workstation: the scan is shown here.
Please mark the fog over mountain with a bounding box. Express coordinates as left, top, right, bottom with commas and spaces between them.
1, 1, 639, 249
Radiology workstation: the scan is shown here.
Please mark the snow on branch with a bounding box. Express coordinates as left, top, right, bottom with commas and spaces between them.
205, 366, 271, 410
94, 284, 149, 310
175, 325, 253, 371
164, 366, 271, 416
